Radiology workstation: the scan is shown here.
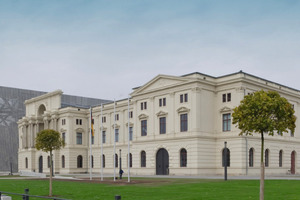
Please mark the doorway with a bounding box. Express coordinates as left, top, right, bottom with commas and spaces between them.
156, 148, 169, 175
39, 156, 43, 173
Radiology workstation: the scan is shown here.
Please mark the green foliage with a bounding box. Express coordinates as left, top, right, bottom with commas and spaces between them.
232, 90, 296, 136
35, 129, 65, 153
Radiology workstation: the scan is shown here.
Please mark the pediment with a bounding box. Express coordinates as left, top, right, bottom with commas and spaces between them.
75, 128, 85, 133
177, 107, 190, 113
220, 106, 232, 113
112, 124, 120, 129
126, 122, 134, 127
156, 111, 168, 117
138, 114, 149, 120
131, 75, 190, 96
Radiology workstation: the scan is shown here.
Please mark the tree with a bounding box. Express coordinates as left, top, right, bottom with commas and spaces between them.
232, 90, 296, 200
35, 129, 65, 197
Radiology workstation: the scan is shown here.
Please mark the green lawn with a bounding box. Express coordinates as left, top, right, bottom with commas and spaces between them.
0, 178, 299, 200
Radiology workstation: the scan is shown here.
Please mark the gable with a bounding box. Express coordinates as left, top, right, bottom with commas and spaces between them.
131, 75, 191, 96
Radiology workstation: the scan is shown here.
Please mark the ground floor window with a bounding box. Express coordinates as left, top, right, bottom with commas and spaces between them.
141, 151, 146, 167
222, 148, 230, 167
77, 155, 83, 168
62, 155, 65, 168
249, 148, 254, 167
265, 149, 269, 167
279, 150, 283, 167
180, 148, 187, 167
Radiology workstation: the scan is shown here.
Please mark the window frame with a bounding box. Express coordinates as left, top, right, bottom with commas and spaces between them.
141, 120, 147, 136
180, 113, 188, 132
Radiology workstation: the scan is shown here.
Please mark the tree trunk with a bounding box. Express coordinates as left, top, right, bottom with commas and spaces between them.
260, 132, 265, 200
49, 151, 53, 197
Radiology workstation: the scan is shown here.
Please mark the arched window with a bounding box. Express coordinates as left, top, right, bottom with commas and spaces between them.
77, 155, 83, 168
249, 148, 254, 167
129, 153, 132, 168
102, 154, 105, 168
279, 150, 283, 167
91, 155, 94, 168
141, 151, 146, 167
25, 157, 28, 169
115, 154, 118, 168
62, 155, 65, 168
47, 156, 50, 168
222, 148, 230, 167
265, 149, 269, 167
180, 148, 187, 167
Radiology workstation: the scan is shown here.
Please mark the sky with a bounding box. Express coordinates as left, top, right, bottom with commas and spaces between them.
1, 0, 300, 100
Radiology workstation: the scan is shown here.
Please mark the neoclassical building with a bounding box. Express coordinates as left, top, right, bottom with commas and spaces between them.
18, 71, 300, 176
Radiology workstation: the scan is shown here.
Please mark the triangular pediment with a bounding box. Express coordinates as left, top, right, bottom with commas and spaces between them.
219, 106, 232, 113
138, 114, 149, 119
131, 75, 191, 96
177, 107, 190, 113
156, 111, 168, 117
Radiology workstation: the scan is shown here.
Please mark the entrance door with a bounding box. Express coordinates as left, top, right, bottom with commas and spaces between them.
156, 148, 169, 175
291, 151, 296, 175
39, 156, 43, 173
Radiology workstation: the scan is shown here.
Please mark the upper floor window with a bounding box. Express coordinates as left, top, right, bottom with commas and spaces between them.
115, 114, 119, 121
102, 116, 106, 123
180, 114, 188, 132
76, 119, 82, 125
159, 98, 166, 107
62, 132, 66, 143
115, 129, 119, 142
160, 117, 166, 134
141, 102, 147, 110
180, 93, 188, 103
62, 119, 66, 125
91, 135, 94, 145
222, 113, 231, 132
222, 93, 231, 102
129, 111, 133, 118
76, 132, 82, 144
102, 131, 106, 143
129, 127, 133, 141
141, 120, 147, 136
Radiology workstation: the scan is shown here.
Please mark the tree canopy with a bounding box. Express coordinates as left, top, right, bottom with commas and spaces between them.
35, 129, 65, 152
232, 90, 296, 136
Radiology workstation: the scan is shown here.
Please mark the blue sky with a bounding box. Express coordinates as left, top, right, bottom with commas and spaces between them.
1, 0, 300, 99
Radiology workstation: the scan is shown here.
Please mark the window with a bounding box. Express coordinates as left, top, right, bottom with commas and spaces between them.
265, 149, 269, 167
249, 148, 254, 167
141, 120, 147, 136
129, 127, 133, 141
129, 153, 132, 168
180, 93, 188, 103
91, 135, 94, 145
159, 98, 166, 107
102, 131, 106, 143
115, 114, 119, 121
180, 149, 187, 167
102, 154, 105, 168
76, 119, 82, 125
141, 151, 146, 167
25, 157, 28, 169
160, 117, 166, 134
115, 129, 119, 142
62, 155, 65, 168
62, 119, 66, 125
222, 113, 231, 132
76, 132, 82, 145
222, 148, 230, 167
77, 155, 83, 168
180, 114, 188, 132
62, 132, 66, 143
291, 130, 294, 137
222, 93, 231, 102
141, 102, 147, 110
91, 156, 94, 168
102, 116, 106, 123
47, 156, 50, 168
129, 111, 133, 118
115, 154, 118, 167
279, 150, 283, 167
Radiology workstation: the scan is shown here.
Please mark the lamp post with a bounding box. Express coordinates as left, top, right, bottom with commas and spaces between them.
119, 149, 122, 179
224, 141, 227, 181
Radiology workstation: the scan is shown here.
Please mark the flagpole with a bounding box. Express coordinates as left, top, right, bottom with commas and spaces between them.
89, 107, 92, 180
100, 103, 103, 181
113, 100, 116, 181
127, 96, 130, 182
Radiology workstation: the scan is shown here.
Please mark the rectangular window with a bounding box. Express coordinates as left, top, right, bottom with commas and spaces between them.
180, 94, 188, 103
129, 127, 133, 141
222, 94, 226, 102
227, 93, 231, 102
222, 93, 231, 102
76, 119, 82, 125
180, 114, 188, 132
102, 116, 106, 123
159, 98, 166, 107
129, 111, 133, 118
62, 132, 66, 143
76, 132, 82, 144
159, 117, 166, 134
115, 114, 119, 121
115, 129, 119, 142
91, 135, 94, 145
141, 102, 147, 110
141, 120, 147, 136
222, 113, 231, 132
62, 119, 66, 125
102, 131, 106, 143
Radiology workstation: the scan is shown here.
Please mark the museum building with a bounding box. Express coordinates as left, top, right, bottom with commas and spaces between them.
18, 71, 300, 176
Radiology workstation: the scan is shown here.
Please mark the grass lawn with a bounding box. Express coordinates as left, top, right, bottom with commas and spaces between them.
0, 178, 299, 200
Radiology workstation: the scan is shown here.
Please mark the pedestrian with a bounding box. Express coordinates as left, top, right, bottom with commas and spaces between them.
119, 169, 124, 179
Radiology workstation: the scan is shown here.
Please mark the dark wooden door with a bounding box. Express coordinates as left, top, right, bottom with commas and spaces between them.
39, 156, 43, 173
156, 148, 169, 175
291, 151, 296, 175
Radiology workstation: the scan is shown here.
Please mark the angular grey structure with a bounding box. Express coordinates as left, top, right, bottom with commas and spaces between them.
0, 86, 110, 172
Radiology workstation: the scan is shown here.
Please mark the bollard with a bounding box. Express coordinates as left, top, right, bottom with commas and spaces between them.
115, 195, 121, 200
23, 188, 29, 200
